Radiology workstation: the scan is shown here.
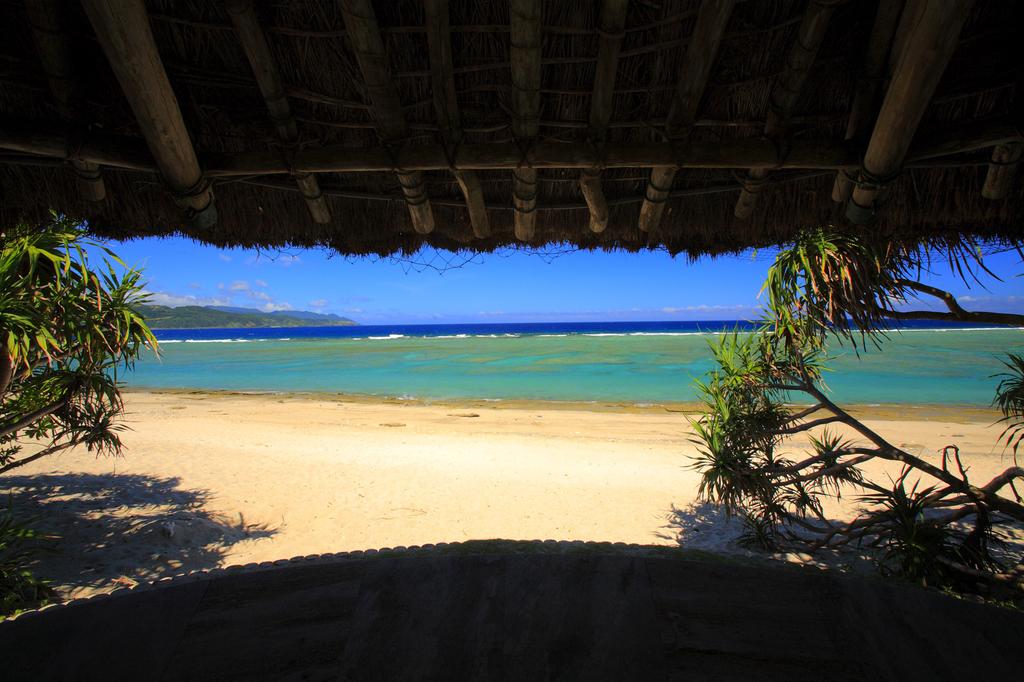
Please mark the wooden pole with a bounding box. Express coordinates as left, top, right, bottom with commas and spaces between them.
82, 0, 215, 227
338, 0, 434, 234
226, 0, 330, 224
847, 0, 974, 224
638, 0, 735, 232
830, 0, 904, 203
981, 143, 1021, 200
425, 0, 489, 238
510, 0, 541, 241
734, 0, 836, 220
25, 0, 105, 201
4, 118, 1018, 176
578, 0, 629, 234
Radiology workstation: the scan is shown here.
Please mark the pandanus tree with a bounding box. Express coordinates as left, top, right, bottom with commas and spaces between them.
0, 216, 157, 475
691, 227, 1024, 598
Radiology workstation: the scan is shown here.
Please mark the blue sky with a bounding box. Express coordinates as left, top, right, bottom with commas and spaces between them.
95, 236, 1024, 324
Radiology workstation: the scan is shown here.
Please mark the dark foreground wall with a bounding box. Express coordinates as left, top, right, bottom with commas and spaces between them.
2, 547, 1022, 681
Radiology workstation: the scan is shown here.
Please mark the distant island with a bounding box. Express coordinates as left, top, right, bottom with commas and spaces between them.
136, 304, 358, 329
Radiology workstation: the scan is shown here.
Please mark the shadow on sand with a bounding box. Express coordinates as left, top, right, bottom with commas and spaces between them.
0, 472, 274, 596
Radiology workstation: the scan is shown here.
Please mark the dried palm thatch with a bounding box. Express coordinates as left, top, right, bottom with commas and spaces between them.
0, 0, 1020, 258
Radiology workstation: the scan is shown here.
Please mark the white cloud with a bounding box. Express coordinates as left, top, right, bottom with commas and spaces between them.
229, 280, 250, 291
309, 298, 327, 308
277, 255, 301, 267
258, 301, 293, 312
217, 253, 232, 262
145, 290, 231, 308
255, 279, 268, 288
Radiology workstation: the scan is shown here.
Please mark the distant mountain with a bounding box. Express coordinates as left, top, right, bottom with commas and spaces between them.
136, 304, 357, 329
207, 305, 350, 322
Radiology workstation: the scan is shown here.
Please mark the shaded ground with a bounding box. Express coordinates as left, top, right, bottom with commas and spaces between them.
2, 546, 1022, 680
0, 472, 274, 597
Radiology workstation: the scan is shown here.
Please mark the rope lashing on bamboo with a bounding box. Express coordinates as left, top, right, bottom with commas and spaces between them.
512, 169, 538, 214
173, 176, 217, 228
382, 137, 432, 212
845, 165, 902, 223
730, 137, 792, 195
644, 178, 674, 205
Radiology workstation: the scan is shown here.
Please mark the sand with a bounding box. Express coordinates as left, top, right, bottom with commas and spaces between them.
2, 391, 1020, 598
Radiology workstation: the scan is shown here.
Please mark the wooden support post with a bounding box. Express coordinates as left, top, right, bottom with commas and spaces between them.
339, 0, 434, 234
734, 0, 836, 220
510, 0, 541, 241
638, 0, 735, 232
846, 0, 974, 224
578, 0, 629, 234
82, 0, 215, 226
25, 0, 105, 201
830, 0, 904, 203
982, 143, 1021, 200
425, 0, 489, 238
226, 0, 330, 224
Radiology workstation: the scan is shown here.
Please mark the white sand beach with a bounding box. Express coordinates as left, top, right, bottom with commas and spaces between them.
2, 391, 1019, 598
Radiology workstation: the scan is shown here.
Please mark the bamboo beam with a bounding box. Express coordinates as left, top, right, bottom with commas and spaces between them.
888, 0, 926, 76
638, 0, 735, 233
425, 0, 489, 238
81, 0, 215, 227
4, 118, 1018, 176
846, 0, 974, 224
830, 0, 904, 203
981, 143, 1021, 200
225, 0, 330, 224
510, 0, 541, 241
25, 0, 105, 201
734, 0, 836, 220
578, 0, 629, 234
338, 0, 434, 234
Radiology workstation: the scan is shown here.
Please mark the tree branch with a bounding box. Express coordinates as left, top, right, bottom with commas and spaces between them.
778, 454, 874, 486
0, 441, 73, 474
887, 279, 1024, 326
783, 403, 825, 424
0, 397, 70, 439
771, 415, 843, 436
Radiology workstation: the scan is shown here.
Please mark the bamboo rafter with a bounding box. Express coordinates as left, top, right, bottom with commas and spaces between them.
81, 0, 215, 226
638, 0, 735, 233
339, 0, 434, 235
578, 0, 629, 235
846, 0, 975, 224
225, 0, 330, 225
425, 0, 489, 239
510, 0, 541, 241
25, 0, 105, 202
733, 0, 837, 220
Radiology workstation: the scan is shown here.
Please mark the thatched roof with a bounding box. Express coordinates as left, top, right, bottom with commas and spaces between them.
0, 0, 1021, 257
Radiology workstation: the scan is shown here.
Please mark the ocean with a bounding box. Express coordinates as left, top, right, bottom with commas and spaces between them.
130, 321, 1023, 407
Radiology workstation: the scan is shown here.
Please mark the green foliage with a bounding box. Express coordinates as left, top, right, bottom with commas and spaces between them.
993, 353, 1024, 458
0, 215, 157, 469
762, 227, 995, 349
0, 216, 158, 612
690, 226, 1023, 598
0, 506, 53, 617
689, 331, 839, 543
861, 471, 951, 586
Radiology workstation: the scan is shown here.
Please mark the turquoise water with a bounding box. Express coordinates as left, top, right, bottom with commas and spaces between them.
126, 326, 1023, 406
